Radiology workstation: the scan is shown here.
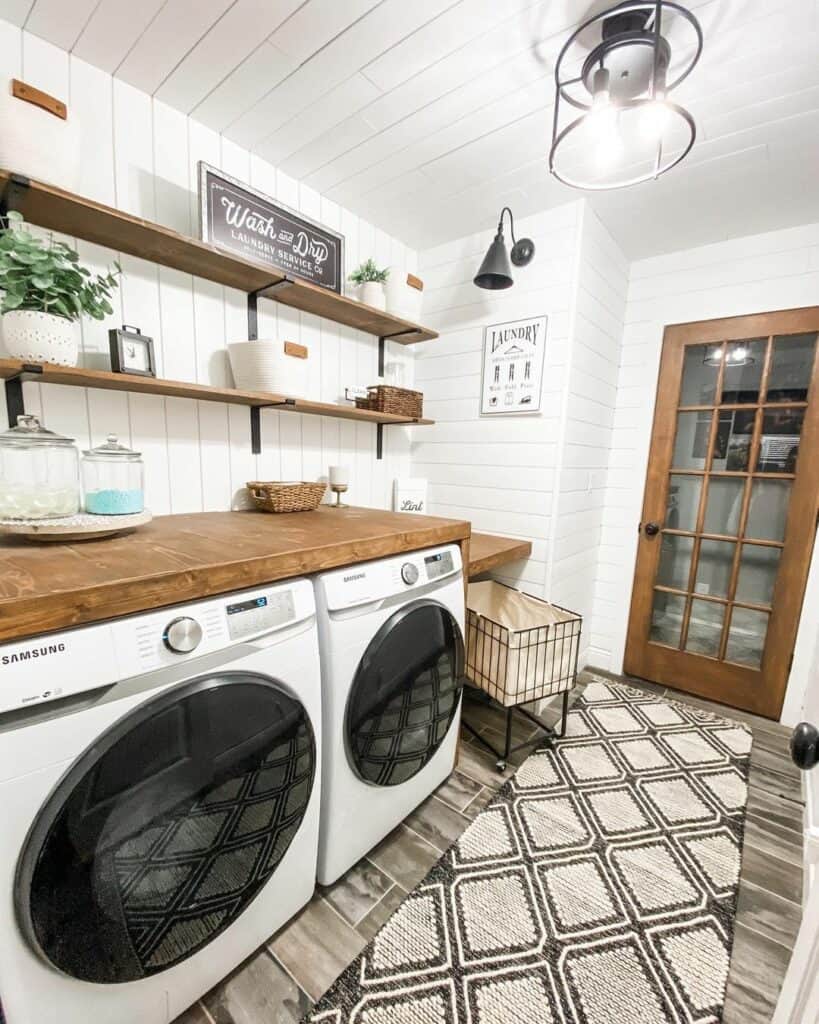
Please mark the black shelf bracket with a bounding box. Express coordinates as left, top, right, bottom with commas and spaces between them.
249, 398, 296, 455
247, 279, 295, 340
4, 363, 44, 427
377, 328, 425, 379
0, 173, 30, 227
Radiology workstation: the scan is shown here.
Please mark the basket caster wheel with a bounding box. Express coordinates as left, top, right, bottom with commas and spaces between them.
495, 759, 507, 773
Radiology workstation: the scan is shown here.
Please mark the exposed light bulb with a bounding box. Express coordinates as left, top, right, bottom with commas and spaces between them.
732, 346, 748, 363
641, 96, 671, 141
588, 103, 622, 167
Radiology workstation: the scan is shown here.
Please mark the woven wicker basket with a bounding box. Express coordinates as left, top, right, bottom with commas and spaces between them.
355, 385, 423, 418
247, 481, 326, 513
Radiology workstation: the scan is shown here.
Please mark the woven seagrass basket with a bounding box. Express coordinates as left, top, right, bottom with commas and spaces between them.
355, 385, 423, 418
247, 481, 326, 513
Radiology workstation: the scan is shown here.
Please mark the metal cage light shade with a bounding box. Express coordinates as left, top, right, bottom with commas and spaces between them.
549, 0, 702, 191
474, 207, 535, 290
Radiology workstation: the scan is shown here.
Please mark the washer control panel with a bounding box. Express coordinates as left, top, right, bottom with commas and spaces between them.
225, 589, 296, 640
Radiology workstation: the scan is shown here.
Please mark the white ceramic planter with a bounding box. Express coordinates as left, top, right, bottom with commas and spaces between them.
228, 340, 308, 398
0, 80, 80, 191
1, 310, 79, 366
359, 281, 387, 311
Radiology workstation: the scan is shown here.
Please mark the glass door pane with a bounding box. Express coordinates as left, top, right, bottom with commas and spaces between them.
646, 331, 810, 677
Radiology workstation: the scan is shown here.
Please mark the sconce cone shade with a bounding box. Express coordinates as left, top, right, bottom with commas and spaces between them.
473, 232, 514, 290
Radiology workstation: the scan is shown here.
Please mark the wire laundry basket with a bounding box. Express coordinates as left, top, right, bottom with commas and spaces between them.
465, 581, 582, 708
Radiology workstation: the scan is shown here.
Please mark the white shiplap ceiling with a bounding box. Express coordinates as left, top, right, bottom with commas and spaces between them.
4, 0, 819, 257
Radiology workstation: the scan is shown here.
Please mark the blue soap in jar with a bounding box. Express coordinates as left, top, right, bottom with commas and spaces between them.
82, 435, 144, 516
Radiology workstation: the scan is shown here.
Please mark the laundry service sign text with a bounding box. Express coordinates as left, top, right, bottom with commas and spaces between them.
198, 163, 344, 293
480, 314, 547, 415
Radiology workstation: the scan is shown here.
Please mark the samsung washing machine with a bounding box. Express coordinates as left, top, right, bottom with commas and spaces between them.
313, 544, 465, 885
0, 579, 321, 1024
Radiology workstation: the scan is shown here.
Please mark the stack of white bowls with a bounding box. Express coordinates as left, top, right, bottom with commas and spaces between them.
227, 340, 308, 398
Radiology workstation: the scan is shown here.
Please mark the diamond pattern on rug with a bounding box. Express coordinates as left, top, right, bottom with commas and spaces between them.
635, 701, 686, 729
512, 750, 564, 791
580, 681, 618, 703
303, 682, 751, 1024
678, 829, 741, 895
583, 785, 657, 837
697, 768, 748, 814
454, 805, 521, 867
708, 726, 754, 757
563, 937, 673, 1024
589, 705, 646, 735
538, 854, 627, 937
454, 869, 543, 961
639, 775, 719, 826
561, 742, 624, 784
653, 919, 731, 1016
358, 985, 456, 1023
662, 730, 727, 766
364, 888, 448, 984
614, 737, 673, 773
610, 839, 703, 917
466, 968, 561, 1024
516, 794, 593, 854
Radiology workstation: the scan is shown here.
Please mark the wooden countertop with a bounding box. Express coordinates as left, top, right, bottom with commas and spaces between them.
468, 532, 532, 577
0, 507, 469, 643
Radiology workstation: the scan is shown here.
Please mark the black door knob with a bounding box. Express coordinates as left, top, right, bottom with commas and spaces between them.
643, 522, 660, 537
790, 722, 819, 771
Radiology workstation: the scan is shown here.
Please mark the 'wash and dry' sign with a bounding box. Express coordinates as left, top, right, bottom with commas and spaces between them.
198, 162, 344, 293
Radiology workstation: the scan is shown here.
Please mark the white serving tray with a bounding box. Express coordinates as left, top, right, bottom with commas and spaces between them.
0, 509, 152, 542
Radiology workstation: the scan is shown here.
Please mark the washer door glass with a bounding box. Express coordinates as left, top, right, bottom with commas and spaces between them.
346, 601, 463, 786
16, 672, 315, 984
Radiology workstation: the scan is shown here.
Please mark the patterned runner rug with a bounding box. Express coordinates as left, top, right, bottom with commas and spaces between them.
303, 680, 752, 1024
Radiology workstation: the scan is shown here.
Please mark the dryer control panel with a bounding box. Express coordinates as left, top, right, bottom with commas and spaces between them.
320, 544, 462, 612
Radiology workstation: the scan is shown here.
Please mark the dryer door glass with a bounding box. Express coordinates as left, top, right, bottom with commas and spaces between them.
16, 673, 315, 984
346, 601, 463, 786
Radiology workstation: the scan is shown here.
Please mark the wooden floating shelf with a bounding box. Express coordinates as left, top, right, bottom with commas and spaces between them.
0, 170, 438, 344
0, 360, 433, 427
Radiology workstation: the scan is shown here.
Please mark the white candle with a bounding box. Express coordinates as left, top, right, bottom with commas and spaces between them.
329, 465, 349, 486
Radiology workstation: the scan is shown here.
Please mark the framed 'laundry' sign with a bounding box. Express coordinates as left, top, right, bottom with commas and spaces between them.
480, 314, 547, 414
198, 163, 344, 293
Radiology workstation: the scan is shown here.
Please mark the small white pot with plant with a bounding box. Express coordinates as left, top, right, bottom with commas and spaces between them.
0, 211, 120, 366
349, 259, 389, 311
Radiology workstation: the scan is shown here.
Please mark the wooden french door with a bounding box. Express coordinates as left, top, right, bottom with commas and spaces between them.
625, 307, 819, 719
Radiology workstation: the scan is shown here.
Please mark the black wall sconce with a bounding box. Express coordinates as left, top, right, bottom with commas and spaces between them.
473, 207, 535, 290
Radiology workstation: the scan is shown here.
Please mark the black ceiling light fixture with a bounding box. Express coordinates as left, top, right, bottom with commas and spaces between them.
549, 0, 702, 191
473, 207, 535, 290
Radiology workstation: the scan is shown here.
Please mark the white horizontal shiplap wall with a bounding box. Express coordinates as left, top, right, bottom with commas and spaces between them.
412, 202, 583, 600
549, 206, 628, 663
591, 220, 819, 724
0, 20, 418, 514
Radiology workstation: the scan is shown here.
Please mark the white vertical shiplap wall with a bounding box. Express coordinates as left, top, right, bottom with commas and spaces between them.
548, 207, 628, 661
590, 221, 819, 725
0, 20, 418, 514
412, 201, 584, 601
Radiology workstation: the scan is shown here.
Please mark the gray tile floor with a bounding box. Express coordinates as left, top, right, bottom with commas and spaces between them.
173, 671, 804, 1024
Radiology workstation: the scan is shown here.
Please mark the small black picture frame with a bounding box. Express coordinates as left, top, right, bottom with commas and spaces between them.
109, 325, 156, 378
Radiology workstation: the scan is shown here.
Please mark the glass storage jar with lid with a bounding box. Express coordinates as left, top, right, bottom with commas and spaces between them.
0, 415, 81, 519
82, 435, 144, 515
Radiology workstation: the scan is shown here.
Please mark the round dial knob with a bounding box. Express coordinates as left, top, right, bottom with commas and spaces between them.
401, 562, 420, 585
163, 616, 203, 654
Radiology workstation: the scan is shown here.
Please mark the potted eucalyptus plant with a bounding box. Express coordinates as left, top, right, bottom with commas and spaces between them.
349, 259, 389, 311
0, 211, 120, 366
